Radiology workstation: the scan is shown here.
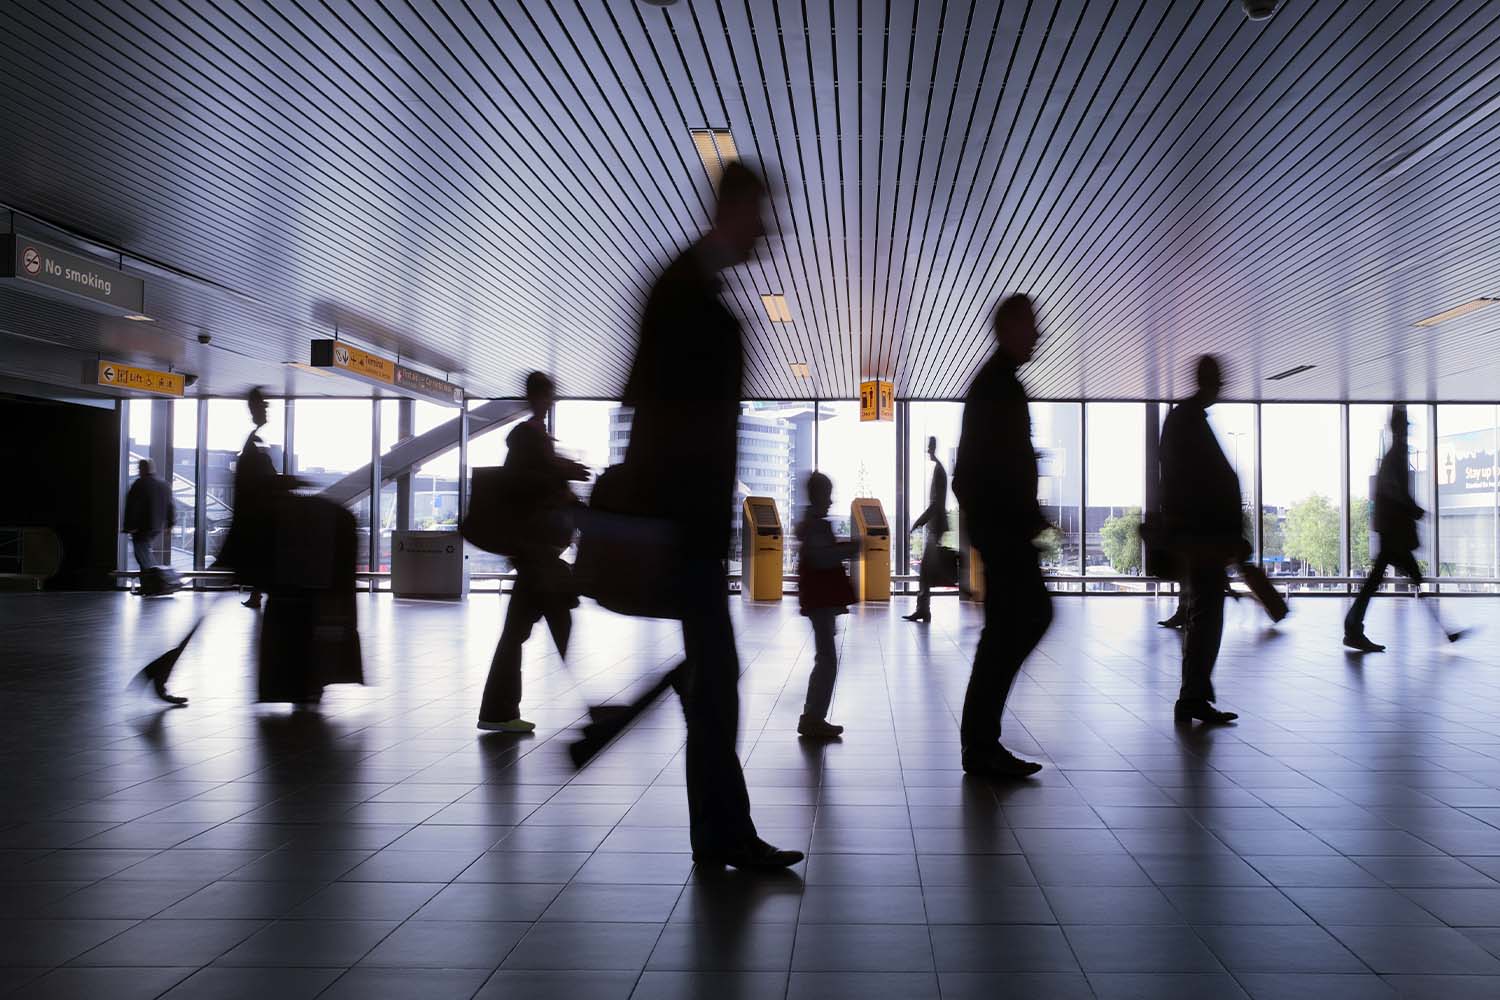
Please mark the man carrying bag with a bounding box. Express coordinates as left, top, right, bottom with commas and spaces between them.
573, 161, 802, 871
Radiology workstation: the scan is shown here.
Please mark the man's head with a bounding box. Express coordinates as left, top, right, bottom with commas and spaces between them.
1194, 355, 1224, 405
992, 294, 1039, 364
710, 161, 768, 267
247, 387, 268, 428
927, 436, 937, 459
806, 470, 833, 512
137, 459, 153, 477
1390, 404, 1409, 439
524, 370, 556, 418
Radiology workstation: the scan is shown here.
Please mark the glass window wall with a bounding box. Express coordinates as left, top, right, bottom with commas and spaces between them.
1206, 402, 1257, 563
292, 400, 373, 571
1437, 404, 1499, 591
206, 397, 283, 564
171, 401, 198, 568
906, 403, 962, 580
1261, 404, 1342, 587
1085, 402, 1145, 590
819, 401, 897, 571
1349, 404, 1431, 584
412, 401, 462, 531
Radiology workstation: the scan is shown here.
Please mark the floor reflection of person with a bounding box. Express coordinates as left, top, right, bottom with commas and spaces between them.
620, 160, 803, 870
477, 371, 588, 733
952, 295, 1051, 779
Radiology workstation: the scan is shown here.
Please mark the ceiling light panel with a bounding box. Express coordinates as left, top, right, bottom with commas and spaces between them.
1415, 298, 1498, 327
761, 294, 791, 323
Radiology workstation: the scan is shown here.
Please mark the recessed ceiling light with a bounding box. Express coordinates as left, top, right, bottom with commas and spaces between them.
761, 294, 791, 323
1414, 297, 1498, 327
690, 128, 737, 183
123, 313, 153, 322
1266, 364, 1316, 381
790, 362, 810, 379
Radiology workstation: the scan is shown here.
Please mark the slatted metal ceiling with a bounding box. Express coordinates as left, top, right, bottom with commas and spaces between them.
1, 0, 1498, 402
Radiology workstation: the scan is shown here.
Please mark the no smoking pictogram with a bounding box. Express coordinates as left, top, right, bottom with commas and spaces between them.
22, 247, 41, 275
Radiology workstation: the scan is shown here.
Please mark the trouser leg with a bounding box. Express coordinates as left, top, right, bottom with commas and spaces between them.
802, 609, 839, 719
680, 558, 757, 856
132, 532, 156, 572
1345, 555, 1390, 635
480, 570, 541, 721
1180, 565, 1226, 703
915, 532, 938, 614
960, 544, 1051, 752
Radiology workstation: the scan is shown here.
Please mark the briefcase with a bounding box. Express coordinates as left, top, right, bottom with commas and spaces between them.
573, 464, 686, 620
923, 545, 960, 587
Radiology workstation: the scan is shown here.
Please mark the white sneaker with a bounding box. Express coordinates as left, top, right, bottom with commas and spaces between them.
478, 718, 536, 733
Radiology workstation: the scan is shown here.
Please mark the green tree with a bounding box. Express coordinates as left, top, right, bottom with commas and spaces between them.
1348, 496, 1372, 574
1035, 525, 1062, 566
1261, 510, 1284, 560
1100, 506, 1142, 574
1284, 493, 1341, 575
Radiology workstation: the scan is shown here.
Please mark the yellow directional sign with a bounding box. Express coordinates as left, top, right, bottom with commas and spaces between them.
313, 340, 395, 384
96, 360, 184, 397
860, 379, 894, 422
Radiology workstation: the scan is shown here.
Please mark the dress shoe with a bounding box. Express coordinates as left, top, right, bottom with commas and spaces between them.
962, 746, 1043, 778
903, 610, 931, 623
477, 717, 535, 733
1173, 699, 1238, 724
693, 838, 804, 870
1343, 633, 1385, 653
1158, 614, 1184, 629
797, 716, 844, 739
149, 675, 188, 706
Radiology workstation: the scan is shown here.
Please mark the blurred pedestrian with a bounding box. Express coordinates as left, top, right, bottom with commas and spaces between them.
795, 471, 859, 739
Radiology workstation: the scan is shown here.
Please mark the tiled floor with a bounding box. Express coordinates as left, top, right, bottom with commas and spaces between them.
1, 588, 1497, 999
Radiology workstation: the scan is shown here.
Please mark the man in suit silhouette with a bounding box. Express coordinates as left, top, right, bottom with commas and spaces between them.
905, 436, 949, 622
620, 160, 802, 870
1158, 356, 1242, 725
952, 294, 1050, 778
1344, 405, 1459, 650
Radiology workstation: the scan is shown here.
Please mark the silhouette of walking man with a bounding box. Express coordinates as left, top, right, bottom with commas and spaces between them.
477, 371, 589, 732
1158, 356, 1241, 725
952, 294, 1050, 778
620, 160, 803, 869
905, 436, 949, 623
123, 458, 174, 574
1344, 405, 1461, 650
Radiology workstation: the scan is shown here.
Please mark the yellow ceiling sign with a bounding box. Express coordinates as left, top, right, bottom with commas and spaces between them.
324, 341, 395, 384
97, 360, 184, 397
860, 379, 894, 422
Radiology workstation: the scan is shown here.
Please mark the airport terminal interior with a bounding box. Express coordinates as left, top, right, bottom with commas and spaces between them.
2, 1, 1500, 998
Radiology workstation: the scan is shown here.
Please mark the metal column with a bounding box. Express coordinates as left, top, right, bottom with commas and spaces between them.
1429, 404, 1440, 591
396, 399, 413, 531
282, 397, 295, 476
369, 399, 382, 580
1143, 402, 1161, 589
896, 400, 909, 587
1339, 403, 1350, 589
194, 399, 208, 571
1078, 403, 1088, 593
458, 401, 470, 522
1253, 404, 1264, 569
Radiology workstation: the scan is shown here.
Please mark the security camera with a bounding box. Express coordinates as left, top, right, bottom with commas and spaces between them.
197, 332, 212, 344
1241, 0, 1282, 19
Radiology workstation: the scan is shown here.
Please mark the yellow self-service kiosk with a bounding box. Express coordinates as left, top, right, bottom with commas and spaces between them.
741, 497, 784, 601
850, 498, 891, 601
